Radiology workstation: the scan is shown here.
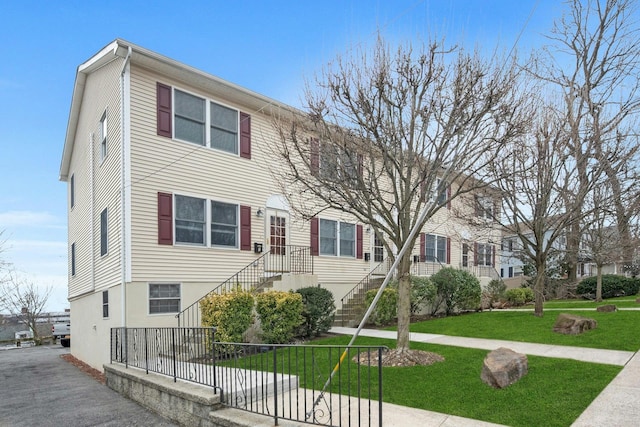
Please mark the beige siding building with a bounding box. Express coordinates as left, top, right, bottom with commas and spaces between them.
60, 39, 502, 370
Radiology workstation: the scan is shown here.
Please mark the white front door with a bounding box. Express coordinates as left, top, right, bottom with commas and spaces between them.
265, 209, 289, 272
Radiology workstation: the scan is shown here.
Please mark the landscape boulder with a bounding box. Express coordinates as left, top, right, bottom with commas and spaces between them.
596, 304, 617, 313
481, 347, 528, 389
553, 313, 597, 335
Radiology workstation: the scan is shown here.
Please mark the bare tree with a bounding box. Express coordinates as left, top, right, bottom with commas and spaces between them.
491, 103, 598, 316
584, 185, 623, 301
0, 269, 53, 343
538, 0, 640, 283
271, 37, 530, 351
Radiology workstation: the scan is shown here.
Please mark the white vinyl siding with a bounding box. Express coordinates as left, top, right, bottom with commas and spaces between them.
68, 58, 123, 297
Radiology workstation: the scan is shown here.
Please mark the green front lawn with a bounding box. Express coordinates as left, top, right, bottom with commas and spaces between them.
398, 310, 640, 351
314, 336, 620, 427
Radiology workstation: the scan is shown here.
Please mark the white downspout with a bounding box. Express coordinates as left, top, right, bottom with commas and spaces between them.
119, 46, 132, 327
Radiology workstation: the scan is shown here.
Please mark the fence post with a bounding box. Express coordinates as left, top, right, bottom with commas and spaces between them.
211, 327, 217, 394
144, 328, 149, 374
273, 345, 279, 426
172, 328, 177, 383
125, 328, 129, 368
378, 346, 383, 427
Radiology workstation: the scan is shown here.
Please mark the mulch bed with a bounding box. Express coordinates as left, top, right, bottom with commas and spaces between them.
61, 354, 106, 384
352, 348, 445, 367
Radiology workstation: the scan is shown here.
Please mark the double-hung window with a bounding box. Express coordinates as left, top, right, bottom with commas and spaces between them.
71, 243, 76, 276
211, 201, 238, 247
149, 283, 181, 314
319, 219, 355, 257
476, 196, 494, 219
174, 89, 239, 155
174, 194, 239, 248
477, 243, 494, 266
70, 174, 75, 209
174, 90, 206, 145
425, 234, 447, 263
100, 110, 108, 161
100, 208, 108, 256
175, 195, 206, 245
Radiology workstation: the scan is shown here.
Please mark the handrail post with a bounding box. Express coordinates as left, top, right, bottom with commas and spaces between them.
172, 328, 177, 383
144, 328, 149, 374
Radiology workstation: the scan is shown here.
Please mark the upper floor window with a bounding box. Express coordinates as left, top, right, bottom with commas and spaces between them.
174, 194, 239, 248
319, 219, 355, 257
175, 195, 206, 246
70, 174, 75, 209
211, 201, 238, 247
425, 234, 447, 263
476, 196, 494, 219
100, 110, 108, 161
174, 89, 239, 155
100, 208, 108, 256
318, 143, 359, 184
71, 242, 76, 276
476, 243, 494, 266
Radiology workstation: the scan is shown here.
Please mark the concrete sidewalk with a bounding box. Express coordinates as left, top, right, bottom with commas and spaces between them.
329, 327, 640, 427
330, 327, 635, 366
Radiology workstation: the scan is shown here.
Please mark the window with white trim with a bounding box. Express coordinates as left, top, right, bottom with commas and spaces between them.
102, 290, 109, 318
174, 194, 239, 248
462, 243, 469, 267
149, 283, 181, 314
174, 89, 239, 154
175, 195, 206, 245
211, 201, 238, 247
100, 110, 108, 161
319, 219, 355, 257
100, 208, 108, 256
71, 242, 76, 276
70, 174, 75, 209
425, 234, 447, 263
476, 243, 494, 266
476, 196, 493, 219
319, 143, 358, 183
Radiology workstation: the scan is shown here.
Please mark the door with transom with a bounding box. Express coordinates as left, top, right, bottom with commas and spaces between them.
266, 208, 289, 272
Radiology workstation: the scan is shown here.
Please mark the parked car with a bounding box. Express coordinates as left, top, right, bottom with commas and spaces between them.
52, 323, 71, 347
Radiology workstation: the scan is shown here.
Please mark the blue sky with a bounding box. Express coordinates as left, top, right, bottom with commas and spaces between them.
0, 0, 565, 311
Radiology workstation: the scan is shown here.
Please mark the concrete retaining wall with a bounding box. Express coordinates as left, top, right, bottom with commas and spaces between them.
104, 363, 221, 426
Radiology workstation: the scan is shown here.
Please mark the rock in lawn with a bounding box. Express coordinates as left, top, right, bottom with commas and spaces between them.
553, 313, 597, 335
481, 347, 528, 389
596, 304, 617, 312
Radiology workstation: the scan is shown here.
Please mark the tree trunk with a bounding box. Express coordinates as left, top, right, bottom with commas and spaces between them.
596, 264, 603, 302
396, 255, 412, 352
533, 272, 545, 317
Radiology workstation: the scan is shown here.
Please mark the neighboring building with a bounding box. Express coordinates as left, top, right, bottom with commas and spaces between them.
60, 39, 502, 370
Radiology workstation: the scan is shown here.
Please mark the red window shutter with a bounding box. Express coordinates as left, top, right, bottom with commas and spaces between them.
310, 138, 319, 176
356, 225, 363, 259
240, 112, 251, 159
357, 154, 364, 178
446, 237, 451, 264
474, 242, 478, 266
447, 185, 452, 210
420, 233, 426, 262
157, 192, 173, 245
157, 83, 172, 138
240, 205, 251, 250
310, 217, 319, 256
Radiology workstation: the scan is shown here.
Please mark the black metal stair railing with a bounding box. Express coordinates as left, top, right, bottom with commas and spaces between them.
336, 258, 394, 327
177, 245, 312, 329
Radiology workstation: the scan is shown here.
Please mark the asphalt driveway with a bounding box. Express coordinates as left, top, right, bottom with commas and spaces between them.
0, 345, 177, 427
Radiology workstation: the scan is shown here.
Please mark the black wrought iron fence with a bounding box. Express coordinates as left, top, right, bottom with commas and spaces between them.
110, 327, 385, 427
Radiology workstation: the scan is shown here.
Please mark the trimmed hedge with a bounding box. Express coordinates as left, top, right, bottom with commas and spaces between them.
296, 287, 335, 338
431, 267, 482, 315
200, 289, 254, 343
255, 291, 304, 344
577, 275, 640, 299
505, 287, 534, 306
365, 287, 398, 326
